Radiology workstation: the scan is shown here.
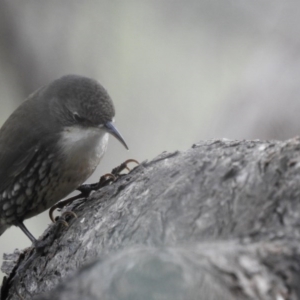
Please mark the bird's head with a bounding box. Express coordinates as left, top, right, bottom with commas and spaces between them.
43, 75, 128, 149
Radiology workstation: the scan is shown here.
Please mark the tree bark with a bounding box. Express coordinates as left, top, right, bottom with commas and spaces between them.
2, 138, 300, 300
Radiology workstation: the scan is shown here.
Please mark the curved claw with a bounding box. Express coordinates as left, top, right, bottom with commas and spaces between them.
61, 210, 78, 220
112, 159, 139, 176
52, 211, 77, 227
125, 159, 139, 165
49, 194, 83, 223
55, 218, 69, 228
101, 173, 116, 181
97, 173, 116, 189
49, 205, 57, 223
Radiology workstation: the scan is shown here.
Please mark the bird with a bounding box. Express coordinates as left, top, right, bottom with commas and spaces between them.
0, 75, 128, 244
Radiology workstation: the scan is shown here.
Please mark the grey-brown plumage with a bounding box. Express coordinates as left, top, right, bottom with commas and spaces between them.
0, 75, 128, 243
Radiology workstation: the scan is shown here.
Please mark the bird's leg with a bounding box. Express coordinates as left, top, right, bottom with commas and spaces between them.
49, 159, 139, 223
49, 173, 116, 222
78, 173, 116, 193
16, 221, 37, 244
48, 174, 114, 223
16, 221, 51, 252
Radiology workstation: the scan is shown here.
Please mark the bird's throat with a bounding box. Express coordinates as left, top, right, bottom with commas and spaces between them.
59, 126, 109, 177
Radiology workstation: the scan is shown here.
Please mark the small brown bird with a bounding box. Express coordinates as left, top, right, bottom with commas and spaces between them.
0, 75, 128, 243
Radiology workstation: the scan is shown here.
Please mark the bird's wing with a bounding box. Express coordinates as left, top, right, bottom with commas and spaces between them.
0, 95, 44, 192
0, 131, 42, 193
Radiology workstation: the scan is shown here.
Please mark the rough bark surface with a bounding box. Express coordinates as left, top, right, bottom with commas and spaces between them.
2, 138, 300, 299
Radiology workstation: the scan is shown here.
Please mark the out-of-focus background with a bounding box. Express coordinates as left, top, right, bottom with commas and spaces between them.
1, 1, 300, 280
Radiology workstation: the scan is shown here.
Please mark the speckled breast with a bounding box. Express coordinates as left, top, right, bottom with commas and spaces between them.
0, 150, 86, 226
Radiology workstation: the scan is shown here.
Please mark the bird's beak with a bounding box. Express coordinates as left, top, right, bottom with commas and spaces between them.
104, 121, 128, 150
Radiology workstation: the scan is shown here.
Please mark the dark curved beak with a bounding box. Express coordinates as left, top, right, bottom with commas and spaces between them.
104, 121, 128, 150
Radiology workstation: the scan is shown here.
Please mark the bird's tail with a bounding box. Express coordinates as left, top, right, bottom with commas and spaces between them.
0, 224, 9, 236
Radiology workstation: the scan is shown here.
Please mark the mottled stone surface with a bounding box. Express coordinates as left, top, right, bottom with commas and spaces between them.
3, 138, 300, 299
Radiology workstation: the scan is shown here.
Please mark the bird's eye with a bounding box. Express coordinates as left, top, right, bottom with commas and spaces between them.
73, 112, 85, 123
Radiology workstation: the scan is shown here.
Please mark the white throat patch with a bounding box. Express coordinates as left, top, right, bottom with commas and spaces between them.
59, 126, 109, 174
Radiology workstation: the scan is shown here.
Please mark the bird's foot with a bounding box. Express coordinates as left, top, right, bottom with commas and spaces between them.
111, 159, 139, 176
78, 173, 116, 193
53, 211, 78, 227
49, 194, 83, 223
78, 159, 139, 194
49, 159, 139, 223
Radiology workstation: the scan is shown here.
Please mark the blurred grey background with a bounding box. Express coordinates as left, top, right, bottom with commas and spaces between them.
1, 0, 300, 280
